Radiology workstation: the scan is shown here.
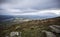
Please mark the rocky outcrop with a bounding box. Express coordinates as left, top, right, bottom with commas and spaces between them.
42, 25, 60, 37
42, 30, 56, 37
49, 25, 60, 33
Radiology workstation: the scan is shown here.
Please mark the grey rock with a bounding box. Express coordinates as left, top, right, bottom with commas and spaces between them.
42, 30, 56, 37
49, 25, 60, 33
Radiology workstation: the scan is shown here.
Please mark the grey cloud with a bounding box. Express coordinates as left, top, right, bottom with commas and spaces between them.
0, 0, 60, 15
1, 0, 60, 9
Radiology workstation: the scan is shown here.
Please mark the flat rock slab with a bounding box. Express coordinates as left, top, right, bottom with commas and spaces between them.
42, 30, 56, 37
52, 25, 60, 29
49, 25, 60, 33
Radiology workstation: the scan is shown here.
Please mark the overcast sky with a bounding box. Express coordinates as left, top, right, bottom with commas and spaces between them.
0, 0, 60, 16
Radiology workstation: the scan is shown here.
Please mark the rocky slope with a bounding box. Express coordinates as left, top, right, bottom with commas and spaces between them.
0, 17, 60, 37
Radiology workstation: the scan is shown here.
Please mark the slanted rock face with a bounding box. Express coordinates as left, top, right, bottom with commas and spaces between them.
42, 30, 56, 37
47, 31, 56, 37
42, 25, 60, 37
52, 25, 60, 28
49, 25, 60, 33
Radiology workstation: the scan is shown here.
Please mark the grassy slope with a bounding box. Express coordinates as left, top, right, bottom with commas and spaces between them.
0, 17, 60, 37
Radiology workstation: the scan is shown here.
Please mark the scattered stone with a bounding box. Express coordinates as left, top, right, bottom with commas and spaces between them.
16, 26, 20, 29
10, 32, 21, 37
5, 36, 9, 37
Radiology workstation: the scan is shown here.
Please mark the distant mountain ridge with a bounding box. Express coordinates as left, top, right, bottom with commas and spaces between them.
0, 15, 58, 22
0, 15, 15, 21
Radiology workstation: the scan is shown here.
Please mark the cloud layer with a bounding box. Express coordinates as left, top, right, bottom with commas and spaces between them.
0, 0, 60, 17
